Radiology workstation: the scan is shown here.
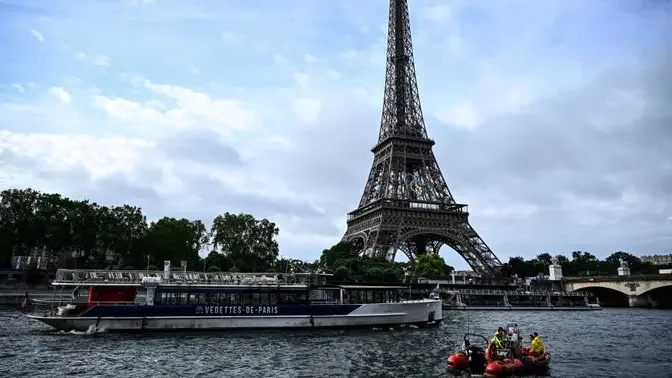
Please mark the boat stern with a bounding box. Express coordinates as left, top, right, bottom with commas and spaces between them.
427, 298, 443, 324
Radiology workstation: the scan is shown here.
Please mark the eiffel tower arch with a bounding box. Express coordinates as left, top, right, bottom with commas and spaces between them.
342, 0, 503, 276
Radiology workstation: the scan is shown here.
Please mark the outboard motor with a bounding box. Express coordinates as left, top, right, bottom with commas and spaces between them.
468, 345, 486, 373
448, 333, 490, 375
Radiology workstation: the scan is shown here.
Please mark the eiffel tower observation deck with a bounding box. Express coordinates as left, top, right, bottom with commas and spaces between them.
342, 0, 503, 277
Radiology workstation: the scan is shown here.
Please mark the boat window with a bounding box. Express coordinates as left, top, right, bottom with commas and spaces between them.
278, 290, 308, 304
196, 293, 205, 304
217, 293, 227, 305
240, 292, 249, 305
373, 291, 384, 303
251, 292, 260, 305
154, 288, 312, 306
342, 288, 403, 304
206, 292, 218, 305
260, 292, 270, 305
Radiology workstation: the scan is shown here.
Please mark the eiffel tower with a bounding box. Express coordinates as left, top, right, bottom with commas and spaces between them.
341, 0, 503, 276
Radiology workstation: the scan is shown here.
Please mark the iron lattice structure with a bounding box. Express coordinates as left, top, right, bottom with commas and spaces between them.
341, 0, 503, 276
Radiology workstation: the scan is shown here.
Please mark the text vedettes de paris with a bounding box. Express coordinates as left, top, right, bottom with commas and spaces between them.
196, 305, 280, 315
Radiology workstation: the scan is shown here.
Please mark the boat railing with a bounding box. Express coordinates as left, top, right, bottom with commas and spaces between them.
87, 301, 143, 306
310, 300, 342, 305
52, 269, 331, 287
452, 289, 513, 296
444, 288, 592, 297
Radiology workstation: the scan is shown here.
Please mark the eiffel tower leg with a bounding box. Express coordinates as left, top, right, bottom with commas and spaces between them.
458, 223, 501, 273
368, 229, 397, 260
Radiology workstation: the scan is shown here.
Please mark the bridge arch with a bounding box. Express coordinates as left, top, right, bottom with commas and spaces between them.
641, 285, 672, 308
566, 278, 672, 308
571, 285, 629, 307
639, 282, 672, 296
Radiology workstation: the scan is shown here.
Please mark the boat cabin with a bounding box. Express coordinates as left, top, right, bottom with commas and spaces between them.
46, 269, 411, 309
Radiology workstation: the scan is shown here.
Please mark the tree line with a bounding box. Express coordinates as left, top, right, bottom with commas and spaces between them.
1, 188, 667, 284
502, 251, 670, 278
0, 188, 452, 282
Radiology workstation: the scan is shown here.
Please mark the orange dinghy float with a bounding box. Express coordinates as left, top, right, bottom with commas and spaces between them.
484, 346, 551, 377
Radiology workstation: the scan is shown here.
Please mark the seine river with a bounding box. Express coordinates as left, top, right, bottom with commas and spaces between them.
1, 308, 670, 378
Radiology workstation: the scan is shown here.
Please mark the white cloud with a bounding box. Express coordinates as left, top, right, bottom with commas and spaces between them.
303, 54, 318, 64
326, 70, 342, 79
221, 31, 243, 42
434, 102, 480, 130
0, 131, 152, 180
29, 29, 44, 42
142, 80, 259, 132
93, 95, 188, 126
422, 5, 453, 24
273, 54, 289, 65
92, 55, 111, 67
48, 87, 71, 104
124, 0, 155, 5
291, 97, 322, 124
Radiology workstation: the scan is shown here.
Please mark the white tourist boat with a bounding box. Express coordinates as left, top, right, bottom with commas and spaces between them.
24, 267, 443, 332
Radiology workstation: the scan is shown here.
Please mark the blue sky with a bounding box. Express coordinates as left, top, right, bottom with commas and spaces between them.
1, 0, 671, 270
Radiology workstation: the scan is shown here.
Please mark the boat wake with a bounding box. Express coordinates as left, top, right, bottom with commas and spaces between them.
56, 325, 107, 336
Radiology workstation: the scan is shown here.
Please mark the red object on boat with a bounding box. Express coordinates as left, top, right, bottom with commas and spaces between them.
447, 352, 469, 370
485, 359, 515, 376
484, 348, 551, 377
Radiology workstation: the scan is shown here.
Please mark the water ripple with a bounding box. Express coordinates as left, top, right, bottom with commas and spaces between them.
1, 307, 671, 377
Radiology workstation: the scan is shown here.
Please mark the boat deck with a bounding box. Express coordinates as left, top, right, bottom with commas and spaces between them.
51, 269, 331, 287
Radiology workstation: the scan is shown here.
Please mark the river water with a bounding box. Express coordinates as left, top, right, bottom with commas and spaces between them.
1, 308, 670, 378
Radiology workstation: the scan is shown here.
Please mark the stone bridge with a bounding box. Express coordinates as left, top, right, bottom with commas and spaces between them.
563, 274, 672, 307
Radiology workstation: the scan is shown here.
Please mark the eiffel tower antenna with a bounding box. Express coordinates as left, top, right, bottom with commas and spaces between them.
341, 0, 503, 276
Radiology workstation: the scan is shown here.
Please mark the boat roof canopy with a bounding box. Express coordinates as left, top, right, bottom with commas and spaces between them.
50, 269, 333, 287
338, 285, 408, 290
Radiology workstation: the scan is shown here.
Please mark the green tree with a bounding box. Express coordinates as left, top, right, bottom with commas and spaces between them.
413, 254, 447, 276
0, 188, 42, 261
142, 217, 209, 270
604, 251, 657, 274
274, 258, 311, 274
204, 250, 232, 272
210, 212, 279, 272
570, 251, 600, 276
318, 241, 359, 271
334, 265, 349, 280
536, 253, 553, 266
22, 262, 41, 286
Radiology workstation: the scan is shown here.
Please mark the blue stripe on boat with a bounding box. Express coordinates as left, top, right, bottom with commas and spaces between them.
82, 304, 362, 317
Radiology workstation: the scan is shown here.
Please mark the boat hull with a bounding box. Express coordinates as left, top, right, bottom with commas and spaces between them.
443, 305, 601, 311
27, 300, 443, 332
